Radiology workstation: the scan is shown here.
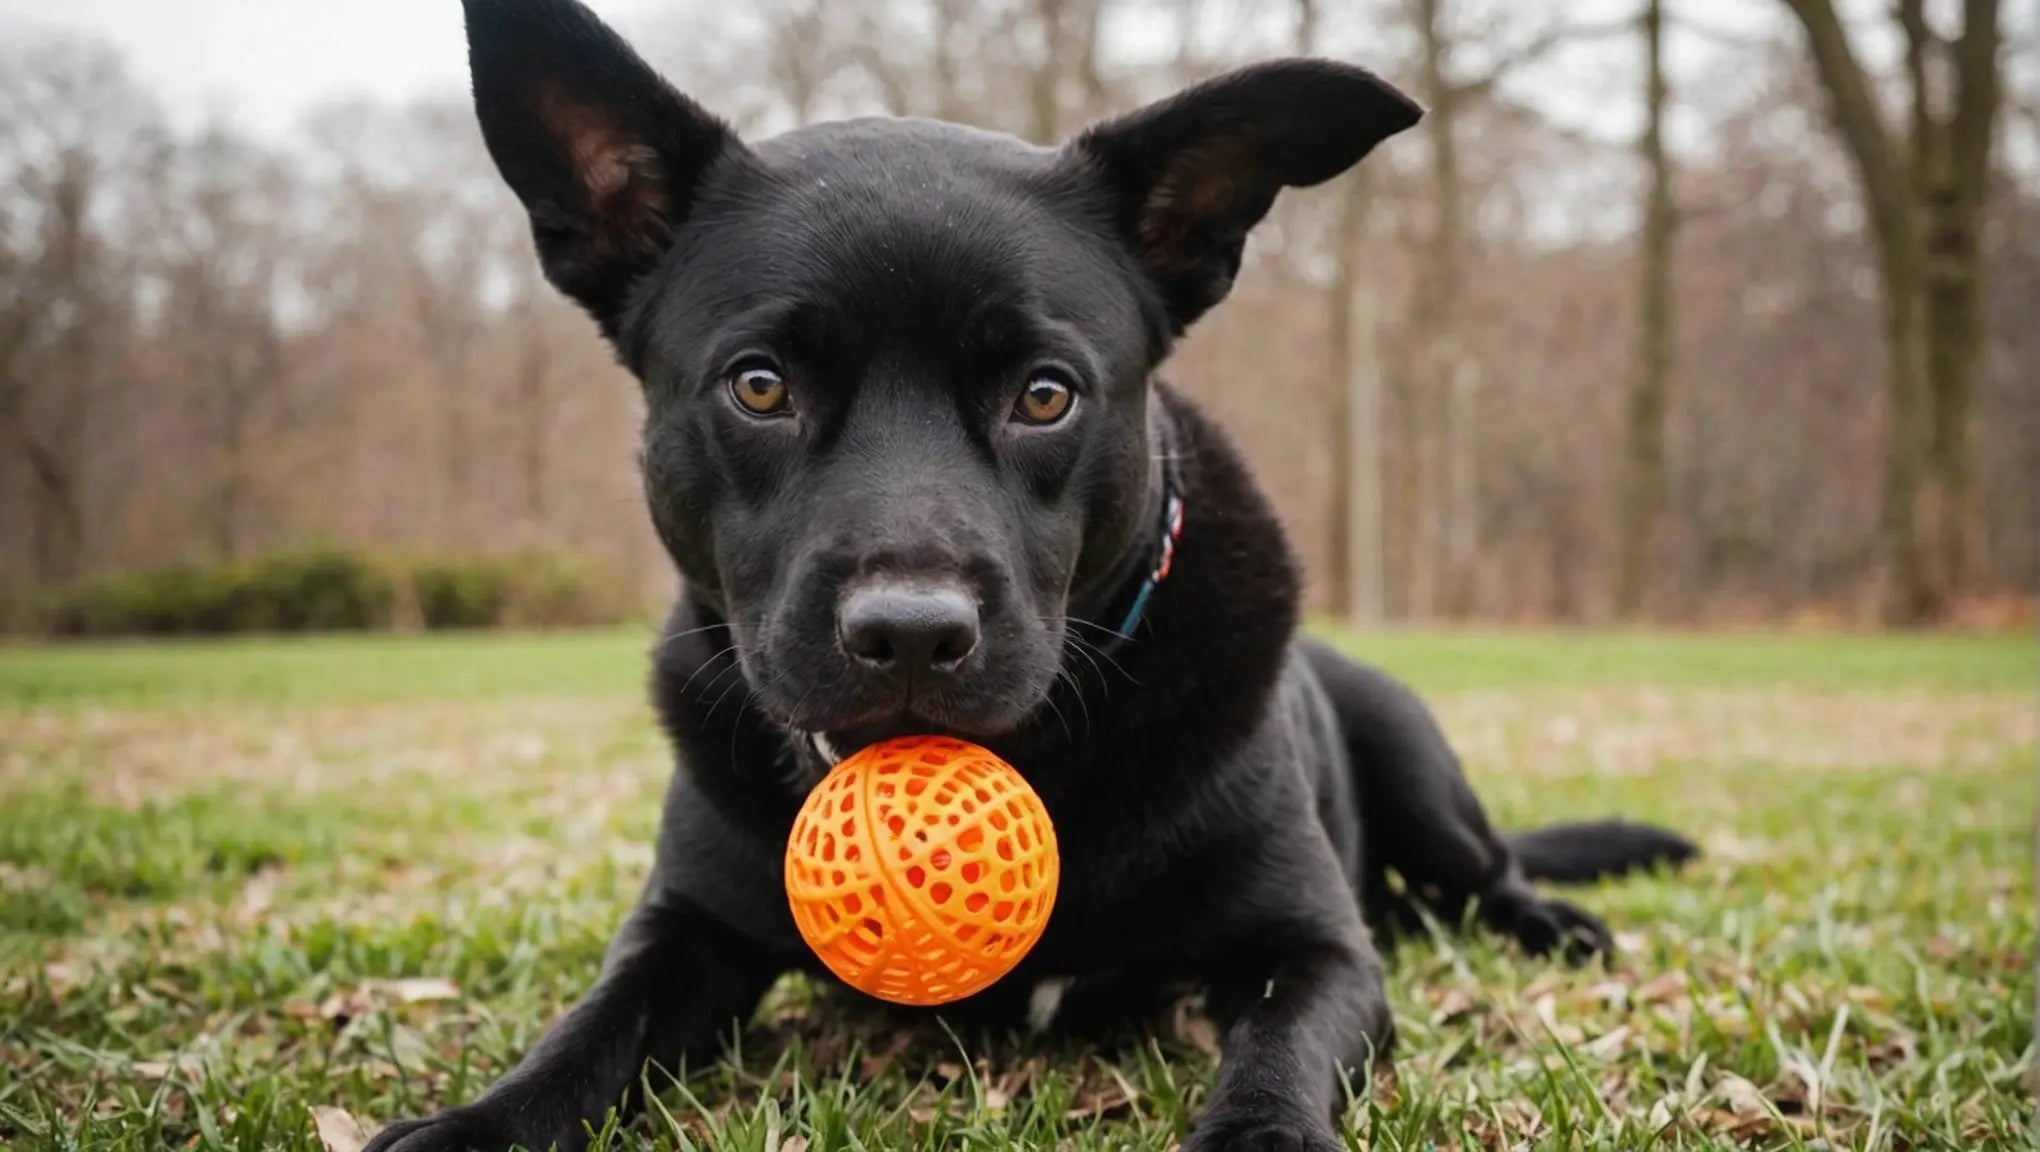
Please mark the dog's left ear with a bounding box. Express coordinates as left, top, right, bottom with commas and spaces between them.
1066, 59, 1421, 333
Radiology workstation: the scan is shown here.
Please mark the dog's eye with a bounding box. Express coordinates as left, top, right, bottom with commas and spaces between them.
1013, 374, 1074, 426
729, 364, 791, 417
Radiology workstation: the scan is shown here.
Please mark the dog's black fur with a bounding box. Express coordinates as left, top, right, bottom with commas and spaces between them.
364, 3, 1699, 1149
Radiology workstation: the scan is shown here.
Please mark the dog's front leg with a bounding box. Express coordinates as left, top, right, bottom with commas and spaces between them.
1187, 924, 1393, 1152
364, 894, 774, 1152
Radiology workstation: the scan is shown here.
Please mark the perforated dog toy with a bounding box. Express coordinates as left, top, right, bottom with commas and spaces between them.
784, 736, 1059, 1006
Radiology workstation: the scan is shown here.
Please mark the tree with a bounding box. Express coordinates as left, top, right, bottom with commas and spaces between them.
1615, 0, 1677, 621
1295, 0, 1388, 625
150, 126, 298, 560
1778, 0, 2004, 622
0, 37, 157, 588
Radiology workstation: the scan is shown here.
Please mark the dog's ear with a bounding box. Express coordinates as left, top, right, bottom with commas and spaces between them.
464, 0, 740, 340
1065, 59, 1421, 333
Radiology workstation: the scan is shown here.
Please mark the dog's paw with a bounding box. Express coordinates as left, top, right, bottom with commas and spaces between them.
1183, 1110, 1344, 1152
1507, 896, 1612, 963
361, 1107, 523, 1152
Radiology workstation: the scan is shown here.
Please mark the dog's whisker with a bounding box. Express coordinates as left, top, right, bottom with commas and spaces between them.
678, 644, 743, 699
1056, 616, 1137, 646
1059, 667, 1094, 739
1058, 638, 1109, 710
653, 620, 747, 653
1057, 625, 1138, 686
1064, 635, 1114, 695
702, 672, 752, 727
690, 656, 748, 706
1041, 692, 1075, 747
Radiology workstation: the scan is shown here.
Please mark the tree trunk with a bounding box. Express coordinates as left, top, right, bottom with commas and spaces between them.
1783, 0, 2000, 623
1921, 0, 2002, 606
1297, 0, 1382, 626
518, 303, 551, 528
1442, 358, 1480, 617
1782, 0, 1934, 622
1027, 0, 1067, 143
24, 437, 82, 586
1616, 0, 1675, 621
1406, 0, 1465, 621
216, 374, 247, 562
1327, 167, 1386, 625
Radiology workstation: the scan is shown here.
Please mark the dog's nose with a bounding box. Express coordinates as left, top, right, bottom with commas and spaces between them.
838, 582, 980, 676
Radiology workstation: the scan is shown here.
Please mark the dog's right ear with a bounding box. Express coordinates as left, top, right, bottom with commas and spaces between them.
464, 0, 740, 341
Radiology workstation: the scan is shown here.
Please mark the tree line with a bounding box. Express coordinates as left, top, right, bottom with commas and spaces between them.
1, 0, 2032, 629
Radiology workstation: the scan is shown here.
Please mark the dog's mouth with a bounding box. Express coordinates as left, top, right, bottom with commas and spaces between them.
803, 722, 965, 769
800, 708, 1004, 770
808, 731, 847, 767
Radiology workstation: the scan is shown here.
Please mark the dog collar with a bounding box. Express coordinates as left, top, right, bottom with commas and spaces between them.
1107, 481, 1186, 644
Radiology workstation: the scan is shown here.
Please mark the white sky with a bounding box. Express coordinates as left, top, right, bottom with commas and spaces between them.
0, 0, 2022, 156
0, 0, 661, 137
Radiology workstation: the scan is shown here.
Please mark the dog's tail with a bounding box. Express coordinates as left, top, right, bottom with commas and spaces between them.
1506, 820, 1700, 885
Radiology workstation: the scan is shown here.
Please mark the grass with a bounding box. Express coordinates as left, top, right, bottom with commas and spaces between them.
1, 627, 2029, 711
0, 628, 2031, 1150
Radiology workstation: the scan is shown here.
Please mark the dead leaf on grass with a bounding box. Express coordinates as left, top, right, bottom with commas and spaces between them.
1428, 987, 1480, 1025
317, 987, 375, 1022
1064, 1080, 1135, 1121
1171, 998, 1222, 1059
387, 977, 462, 1003
1579, 1024, 1632, 1059
1633, 970, 1688, 1005
311, 1105, 376, 1152
304, 977, 462, 1024
131, 1055, 202, 1079
1716, 1072, 1769, 1118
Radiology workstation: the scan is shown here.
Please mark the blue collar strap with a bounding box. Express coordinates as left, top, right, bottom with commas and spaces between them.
1111, 486, 1186, 642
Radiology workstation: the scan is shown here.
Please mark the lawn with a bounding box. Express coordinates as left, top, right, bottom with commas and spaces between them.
0, 629, 2031, 1150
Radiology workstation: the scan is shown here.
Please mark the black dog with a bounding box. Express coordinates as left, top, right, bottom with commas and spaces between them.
365, 3, 1697, 1149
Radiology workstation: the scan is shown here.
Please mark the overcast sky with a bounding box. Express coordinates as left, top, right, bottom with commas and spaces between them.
0, 0, 660, 138
0, 1, 2022, 159
0, 0, 1745, 142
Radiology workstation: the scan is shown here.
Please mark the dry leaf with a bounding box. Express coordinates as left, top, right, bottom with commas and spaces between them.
1064, 1083, 1134, 1121
1430, 988, 1478, 1024
319, 988, 374, 1021
1716, 1074, 1769, 1119
311, 1106, 375, 1152
132, 1054, 201, 1079
1172, 1000, 1222, 1059
1580, 1024, 1632, 1059
388, 977, 461, 1003
1634, 971, 1688, 1005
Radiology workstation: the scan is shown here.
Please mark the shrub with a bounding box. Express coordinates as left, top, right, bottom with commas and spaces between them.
407, 556, 510, 631
233, 550, 394, 632
499, 548, 638, 629
37, 548, 637, 637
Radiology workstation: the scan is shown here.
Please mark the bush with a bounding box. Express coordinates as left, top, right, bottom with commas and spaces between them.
38, 548, 637, 637
407, 556, 510, 631
234, 550, 394, 631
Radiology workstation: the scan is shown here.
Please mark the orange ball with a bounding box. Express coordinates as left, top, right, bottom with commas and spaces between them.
784, 735, 1059, 1006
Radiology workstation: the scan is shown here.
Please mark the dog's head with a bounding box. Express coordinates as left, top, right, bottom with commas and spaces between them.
464, 0, 1418, 759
